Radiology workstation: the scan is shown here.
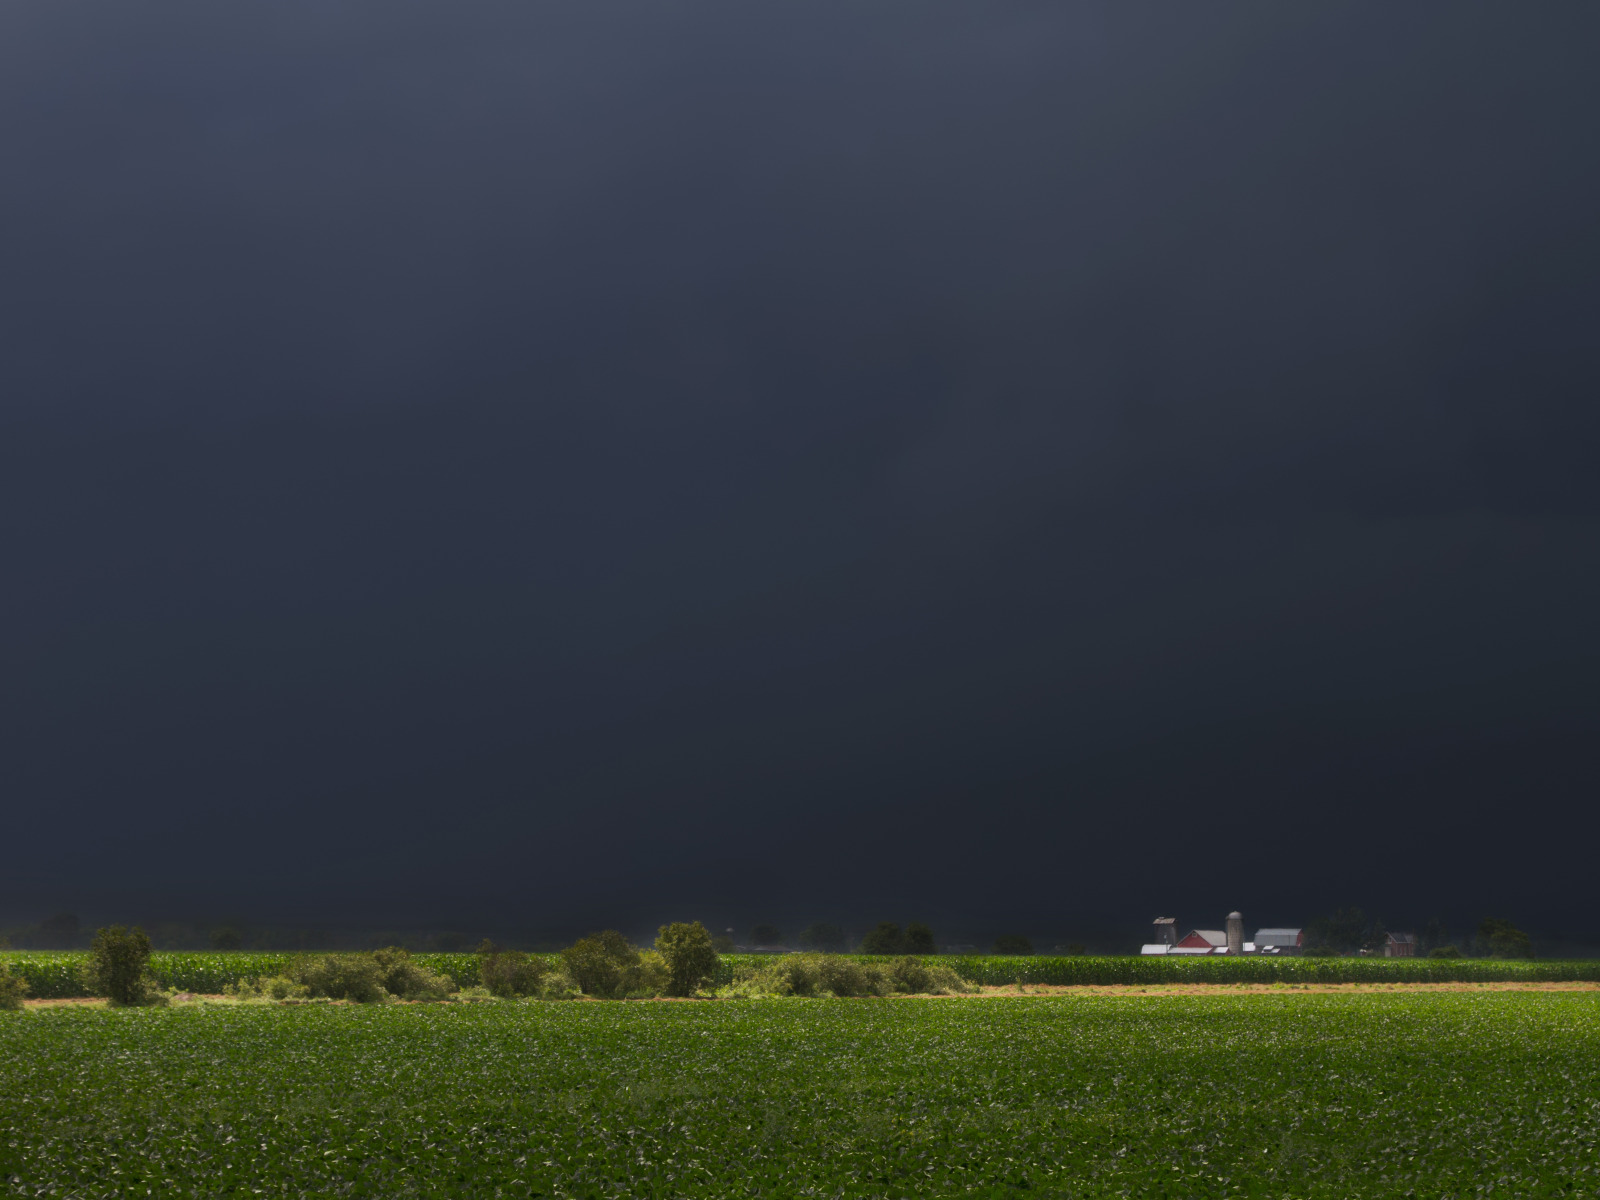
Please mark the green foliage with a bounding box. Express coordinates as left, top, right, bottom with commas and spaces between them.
655, 922, 719, 997
561, 931, 644, 999
992, 934, 1033, 955
5, 993, 1598, 1195
284, 948, 453, 1003
797, 923, 845, 952
209, 927, 243, 951
726, 953, 972, 997
225, 975, 309, 1002
904, 922, 936, 954
290, 953, 387, 1003
476, 941, 549, 998
371, 947, 455, 1000
6, 949, 1600, 1000
859, 921, 905, 954
83, 926, 164, 1007
1478, 917, 1533, 959
0, 966, 27, 1011
1429, 945, 1462, 959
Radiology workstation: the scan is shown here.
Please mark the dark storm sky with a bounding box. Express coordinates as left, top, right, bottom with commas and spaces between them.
4, 2, 1598, 942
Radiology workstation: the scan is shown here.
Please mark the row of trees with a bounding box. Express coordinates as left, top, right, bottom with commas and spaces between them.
1304, 910, 1535, 959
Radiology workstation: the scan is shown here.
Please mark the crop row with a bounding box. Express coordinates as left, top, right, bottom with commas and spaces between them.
5, 950, 1596, 998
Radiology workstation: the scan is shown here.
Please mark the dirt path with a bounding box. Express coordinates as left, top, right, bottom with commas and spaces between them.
966, 981, 1600, 996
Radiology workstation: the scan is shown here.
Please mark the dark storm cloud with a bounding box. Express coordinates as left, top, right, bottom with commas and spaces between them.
3, 2, 1598, 941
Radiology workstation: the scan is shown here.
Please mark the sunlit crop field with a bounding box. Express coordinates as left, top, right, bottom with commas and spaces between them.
3, 992, 1597, 1198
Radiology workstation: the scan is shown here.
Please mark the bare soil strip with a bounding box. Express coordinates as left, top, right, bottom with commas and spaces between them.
968, 981, 1600, 996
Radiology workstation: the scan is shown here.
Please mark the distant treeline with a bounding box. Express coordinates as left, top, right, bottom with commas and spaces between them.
5, 950, 1599, 999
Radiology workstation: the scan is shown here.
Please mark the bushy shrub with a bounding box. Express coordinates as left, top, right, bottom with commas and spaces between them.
477, 941, 549, 997
635, 950, 671, 996
372, 947, 455, 1000
226, 975, 309, 1002
992, 934, 1033, 955
1429, 945, 1462, 959
83, 926, 165, 1007
290, 953, 387, 1002
0, 966, 28, 1010
655, 922, 719, 996
561, 931, 644, 999
287, 949, 454, 1002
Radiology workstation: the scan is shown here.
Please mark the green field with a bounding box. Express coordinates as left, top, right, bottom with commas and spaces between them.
3, 992, 1597, 1198
4, 950, 1596, 998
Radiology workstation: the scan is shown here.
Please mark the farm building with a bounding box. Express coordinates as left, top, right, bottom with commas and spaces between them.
1383, 931, 1418, 958
1142, 915, 1307, 955
1254, 928, 1304, 954
1142, 928, 1257, 955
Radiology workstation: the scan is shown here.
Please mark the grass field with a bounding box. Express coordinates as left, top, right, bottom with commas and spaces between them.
3, 992, 1597, 1198
4, 950, 1597, 998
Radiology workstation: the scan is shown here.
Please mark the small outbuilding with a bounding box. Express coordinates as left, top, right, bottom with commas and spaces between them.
1254, 928, 1304, 954
1383, 931, 1418, 958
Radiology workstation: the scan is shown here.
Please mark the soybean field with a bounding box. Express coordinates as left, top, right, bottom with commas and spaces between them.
3, 991, 1598, 1198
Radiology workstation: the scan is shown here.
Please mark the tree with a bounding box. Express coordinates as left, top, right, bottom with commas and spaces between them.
1420, 917, 1450, 956
656, 922, 719, 996
904, 922, 936, 954
992, 934, 1033, 955
561, 931, 642, 998
1306, 908, 1380, 955
712, 930, 736, 954
476, 939, 548, 997
1478, 918, 1532, 959
210, 927, 243, 951
860, 922, 906, 955
83, 925, 161, 1006
798, 923, 846, 953
751, 923, 782, 945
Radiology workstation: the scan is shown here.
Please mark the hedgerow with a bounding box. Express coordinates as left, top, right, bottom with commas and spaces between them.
3, 950, 1596, 999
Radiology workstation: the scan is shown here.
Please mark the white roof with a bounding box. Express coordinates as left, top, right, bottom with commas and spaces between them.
1190, 930, 1227, 945
1254, 929, 1301, 947
1140, 944, 1171, 956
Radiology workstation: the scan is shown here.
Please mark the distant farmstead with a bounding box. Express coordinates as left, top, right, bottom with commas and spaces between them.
1141, 916, 1303, 956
